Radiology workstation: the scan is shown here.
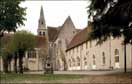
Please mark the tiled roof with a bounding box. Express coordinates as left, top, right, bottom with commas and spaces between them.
66, 24, 92, 51
47, 26, 60, 42
1, 34, 48, 48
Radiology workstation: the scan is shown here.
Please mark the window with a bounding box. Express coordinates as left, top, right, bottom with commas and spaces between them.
115, 49, 119, 62
77, 57, 80, 66
43, 32, 45, 36
72, 58, 75, 66
28, 50, 36, 58
69, 59, 71, 67
47, 64, 50, 67
28, 51, 31, 58
93, 55, 96, 65
102, 52, 105, 65
86, 51, 89, 56
39, 32, 41, 35
32, 50, 36, 58
73, 31, 75, 34
84, 57, 87, 65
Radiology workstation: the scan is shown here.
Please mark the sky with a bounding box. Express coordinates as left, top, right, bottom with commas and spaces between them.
20, 1, 89, 35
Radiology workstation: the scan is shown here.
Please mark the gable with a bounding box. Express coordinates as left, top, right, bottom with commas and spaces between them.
57, 16, 77, 44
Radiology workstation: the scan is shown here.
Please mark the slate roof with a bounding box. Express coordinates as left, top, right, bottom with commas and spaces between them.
47, 26, 60, 42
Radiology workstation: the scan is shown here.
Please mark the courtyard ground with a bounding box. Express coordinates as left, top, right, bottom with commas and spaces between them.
0, 71, 132, 83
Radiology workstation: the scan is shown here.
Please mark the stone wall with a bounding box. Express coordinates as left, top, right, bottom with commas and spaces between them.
66, 37, 132, 71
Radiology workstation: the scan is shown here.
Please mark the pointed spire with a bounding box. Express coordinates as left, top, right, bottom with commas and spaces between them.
65, 16, 73, 23
38, 5, 46, 29
40, 5, 44, 19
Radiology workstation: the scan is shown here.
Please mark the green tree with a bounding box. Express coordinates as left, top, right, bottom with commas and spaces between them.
0, 0, 26, 37
12, 30, 36, 73
88, 0, 132, 72
88, 0, 132, 44
0, 35, 14, 72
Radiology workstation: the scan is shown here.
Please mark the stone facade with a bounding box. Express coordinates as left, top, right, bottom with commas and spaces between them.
66, 24, 132, 71
1, 6, 132, 72
53, 16, 80, 70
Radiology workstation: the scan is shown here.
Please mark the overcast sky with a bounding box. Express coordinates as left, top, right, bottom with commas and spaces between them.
20, 1, 88, 35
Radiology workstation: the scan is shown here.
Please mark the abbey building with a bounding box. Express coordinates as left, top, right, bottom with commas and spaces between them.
0, 6, 132, 72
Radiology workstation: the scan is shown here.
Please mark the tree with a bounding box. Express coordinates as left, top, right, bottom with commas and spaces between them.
0, 34, 14, 72
12, 30, 36, 73
88, 0, 132, 72
88, 0, 132, 44
0, 0, 26, 38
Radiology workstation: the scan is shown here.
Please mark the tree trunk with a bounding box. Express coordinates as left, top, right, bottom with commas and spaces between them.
14, 55, 17, 73
124, 44, 127, 73
18, 50, 24, 74
8, 59, 11, 72
3, 58, 8, 73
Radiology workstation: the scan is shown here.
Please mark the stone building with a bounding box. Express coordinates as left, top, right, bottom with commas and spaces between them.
0, 6, 80, 71
1, 6, 132, 72
23, 6, 81, 71
53, 16, 81, 70
66, 23, 132, 71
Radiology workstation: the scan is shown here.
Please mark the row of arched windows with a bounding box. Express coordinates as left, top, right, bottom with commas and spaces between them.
69, 57, 81, 67
39, 31, 45, 36
68, 49, 119, 68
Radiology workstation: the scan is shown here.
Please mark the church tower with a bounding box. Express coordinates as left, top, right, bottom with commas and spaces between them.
37, 6, 47, 37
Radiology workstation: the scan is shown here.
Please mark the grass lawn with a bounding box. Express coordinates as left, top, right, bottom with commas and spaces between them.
0, 72, 83, 83
0, 72, 132, 83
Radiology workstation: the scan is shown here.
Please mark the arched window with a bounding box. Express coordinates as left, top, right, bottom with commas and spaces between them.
115, 49, 119, 62
72, 58, 75, 66
102, 52, 105, 65
93, 55, 96, 65
39, 32, 41, 36
43, 32, 45, 36
69, 59, 71, 67
41, 21, 43, 24
77, 57, 80, 66
84, 57, 87, 65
